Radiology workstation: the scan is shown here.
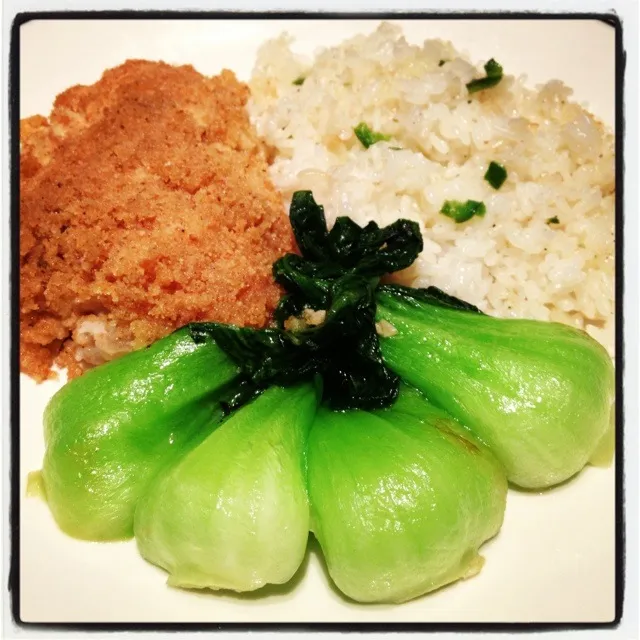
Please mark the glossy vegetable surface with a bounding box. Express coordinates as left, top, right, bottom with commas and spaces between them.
42, 327, 240, 540
134, 383, 318, 591
35, 193, 616, 603
308, 385, 507, 603
376, 286, 615, 488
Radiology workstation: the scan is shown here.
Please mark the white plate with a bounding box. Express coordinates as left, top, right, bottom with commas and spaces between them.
19, 17, 616, 624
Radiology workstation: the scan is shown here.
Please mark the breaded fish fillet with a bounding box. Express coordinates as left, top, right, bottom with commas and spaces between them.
20, 60, 294, 381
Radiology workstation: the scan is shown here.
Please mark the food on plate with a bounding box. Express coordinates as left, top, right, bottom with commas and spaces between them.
41, 327, 240, 540
308, 385, 507, 603
375, 285, 615, 489
250, 22, 615, 357
20, 60, 294, 382
134, 383, 318, 591
35, 189, 614, 602
25, 21, 616, 607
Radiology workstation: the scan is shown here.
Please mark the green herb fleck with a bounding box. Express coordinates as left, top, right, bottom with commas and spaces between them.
438, 59, 446, 67
354, 122, 391, 149
440, 200, 487, 224
292, 76, 306, 86
466, 58, 503, 94
484, 161, 507, 190
389, 146, 403, 151
547, 216, 560, 224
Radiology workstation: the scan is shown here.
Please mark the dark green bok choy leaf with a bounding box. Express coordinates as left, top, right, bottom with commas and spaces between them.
202, 191, 423, 411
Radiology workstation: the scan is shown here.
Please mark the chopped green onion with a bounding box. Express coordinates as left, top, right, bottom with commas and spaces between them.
292, 76, 305, 86
484, 162, 508, 190
440, 200, 487, 224
466, 59, 503, 94
547, 216, 560, 224
354, 122, 391, 149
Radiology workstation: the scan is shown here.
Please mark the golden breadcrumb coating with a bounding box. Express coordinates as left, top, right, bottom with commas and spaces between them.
20, 60, 294, 381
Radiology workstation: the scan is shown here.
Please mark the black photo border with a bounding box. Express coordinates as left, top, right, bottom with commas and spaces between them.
8, 9, 626, 633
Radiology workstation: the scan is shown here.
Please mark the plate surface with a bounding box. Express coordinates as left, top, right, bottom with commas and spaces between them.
19, 17, 616, 624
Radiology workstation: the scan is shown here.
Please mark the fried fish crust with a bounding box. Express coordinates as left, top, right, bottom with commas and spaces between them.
20, 60, 293, 381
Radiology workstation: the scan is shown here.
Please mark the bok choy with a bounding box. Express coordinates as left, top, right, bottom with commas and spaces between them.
308, 384, 507, 603
35, 188, 615, 604
41, 327, 239, 540
134, 383, 318, 591
375, 285, 615, 489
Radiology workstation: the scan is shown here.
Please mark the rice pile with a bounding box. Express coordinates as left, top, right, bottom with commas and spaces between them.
249, 22, 615, 356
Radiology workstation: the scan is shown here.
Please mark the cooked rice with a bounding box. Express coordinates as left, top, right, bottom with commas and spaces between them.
249, 22, 615, 356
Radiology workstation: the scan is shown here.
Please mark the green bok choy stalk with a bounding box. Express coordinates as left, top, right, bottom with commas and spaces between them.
34, 187, 615, 605
308, 384, 507, 603
376, 286, 615, 489
41, 327, 240, 540
134, 382, 318, 592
